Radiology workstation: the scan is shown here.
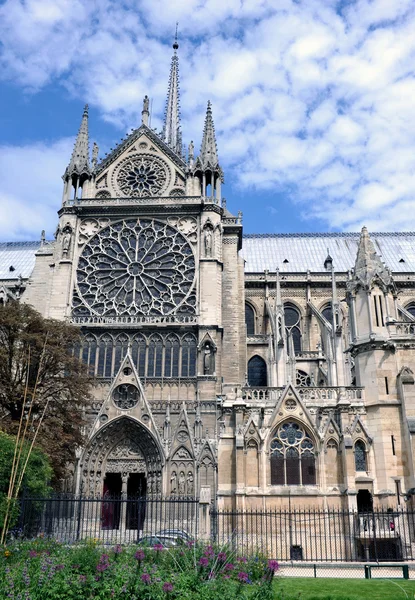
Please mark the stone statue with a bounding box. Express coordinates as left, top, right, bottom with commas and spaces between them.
186, 471, 194, 495
203, 342, 213, 375
170, 470, 177, 494
178, 471, 186, 495
92, 142, 99, 168
188, 140, 194, 161
62, 224, 73, 258
204, 227, 213, 258
143, 95, 150, 112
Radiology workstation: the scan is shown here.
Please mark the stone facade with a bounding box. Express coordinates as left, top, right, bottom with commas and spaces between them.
3, 42, 415, 514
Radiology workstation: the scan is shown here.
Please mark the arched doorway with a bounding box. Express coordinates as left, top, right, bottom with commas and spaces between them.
80, 417, 163, 530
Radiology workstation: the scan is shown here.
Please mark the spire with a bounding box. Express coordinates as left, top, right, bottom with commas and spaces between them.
199, 101, 219, 169
64, 104, 91, 179
353, 226, 393, 289
163, 28, 182, 156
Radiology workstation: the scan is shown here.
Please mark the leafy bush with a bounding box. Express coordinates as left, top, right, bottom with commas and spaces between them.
0, 539, 282, 600
0, 431, 52, 531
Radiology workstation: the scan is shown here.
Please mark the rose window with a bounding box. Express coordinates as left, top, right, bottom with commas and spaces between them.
76, 218, 195, 316
114, 155, 169, 197
112, 384, 140, 410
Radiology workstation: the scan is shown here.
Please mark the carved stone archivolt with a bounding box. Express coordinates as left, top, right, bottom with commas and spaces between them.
80, 417, 162, 495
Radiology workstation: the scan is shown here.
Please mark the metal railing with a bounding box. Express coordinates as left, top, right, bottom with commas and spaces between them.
211, 507, 415, 562
14, 497, 415, 564
15, 495, 199, 545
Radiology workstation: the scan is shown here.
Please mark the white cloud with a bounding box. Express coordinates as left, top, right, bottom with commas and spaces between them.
1, 0, 415, 234
0, 140, 72, 240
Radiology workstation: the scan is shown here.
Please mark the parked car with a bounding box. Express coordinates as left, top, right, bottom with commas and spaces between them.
138, 529, 192, 547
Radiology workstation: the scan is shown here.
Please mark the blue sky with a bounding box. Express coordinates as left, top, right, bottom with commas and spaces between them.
1, 0, 415, 240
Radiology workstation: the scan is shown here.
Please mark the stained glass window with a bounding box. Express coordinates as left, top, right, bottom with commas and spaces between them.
354, 440, 367, 472
245, 304, 255, 335
81, 331, 197, 379
284, 304, 302, 354
270, 422, 316, 485
248, 355, 267, 386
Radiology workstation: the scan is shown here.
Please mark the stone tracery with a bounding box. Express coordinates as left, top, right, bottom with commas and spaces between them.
114, 154, 169, 197
76, 218, 196, 317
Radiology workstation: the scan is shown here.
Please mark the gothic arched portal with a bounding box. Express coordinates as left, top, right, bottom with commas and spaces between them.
80, 416, 163, 498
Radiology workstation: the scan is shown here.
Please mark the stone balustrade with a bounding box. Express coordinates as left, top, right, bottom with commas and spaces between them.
241, 385, 364, 404
388, 321, 415, 337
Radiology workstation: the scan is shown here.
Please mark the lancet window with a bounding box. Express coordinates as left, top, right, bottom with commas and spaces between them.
270, 422, 316, 486
354, 440, 367, 472
284, 304, 302, 354
245, 303, 255, 335
77, 331, 197, 379
248, 355, 267, 387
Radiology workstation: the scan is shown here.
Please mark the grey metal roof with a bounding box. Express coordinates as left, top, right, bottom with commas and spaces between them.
0, 242, 41, 280
241, 233, 415, 274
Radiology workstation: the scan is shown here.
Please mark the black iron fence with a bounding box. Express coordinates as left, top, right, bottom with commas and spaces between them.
210, 507, 415, 563
16, 495, 199, 545
13, 496, 415, 563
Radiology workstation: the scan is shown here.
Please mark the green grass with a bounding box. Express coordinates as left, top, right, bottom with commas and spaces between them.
274, 577, 415, 600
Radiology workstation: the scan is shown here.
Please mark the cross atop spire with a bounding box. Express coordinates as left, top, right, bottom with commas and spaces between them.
64, 104, 91, 179
353, 226, 393, 289
199, 101, 219, 169
163, 29, 182, 156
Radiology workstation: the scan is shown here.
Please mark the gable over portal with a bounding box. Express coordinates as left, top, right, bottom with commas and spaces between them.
93, 126, 186, 199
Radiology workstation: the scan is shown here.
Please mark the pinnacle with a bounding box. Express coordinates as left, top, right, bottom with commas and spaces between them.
64, 104, 91, 179
353, 226, 392, 288
199, 100, 219, 169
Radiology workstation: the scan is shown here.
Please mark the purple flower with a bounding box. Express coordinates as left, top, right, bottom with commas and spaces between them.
186, 540, 195, 548
113, 544, 123, 554
55, 564, 65, 571
199, 557, 209, 567
96, 563, 109, 572
95, 575, 100, 582
218, 552, 227, 561
29, 550, 37, 558
99, 553, 110, 563
204, 545, 214, 556
237, 556, 247, 563
141, 573, 151, 584
224, 563, 234, 571
237, 571, 249, 583
135, 549, 145, 561
223, 575, 230, 580
268, 559, 279, 572
153, 543, 164, 552
79, 575, 86, 583
162, 582, 173, 593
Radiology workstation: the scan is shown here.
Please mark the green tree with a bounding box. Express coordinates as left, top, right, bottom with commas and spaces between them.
0, 301, 92, 482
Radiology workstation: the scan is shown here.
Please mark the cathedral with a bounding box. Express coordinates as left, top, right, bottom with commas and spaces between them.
2, 40, 415, 515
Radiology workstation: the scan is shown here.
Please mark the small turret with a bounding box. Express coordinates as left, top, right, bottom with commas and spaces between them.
193, 101, 224, 202
62, 105, 92, 202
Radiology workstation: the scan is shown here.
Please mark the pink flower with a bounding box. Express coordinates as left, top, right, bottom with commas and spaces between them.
237, 556, 247, 563
29, 550, 37, 558
99, 553, 109, 563
135, 549, 145, 561
204, 545, 214, 556
153, 543, 164, 551
113, 544, 122, 554
199, 557, 209, 567
162, 582, 173, 593
224, 563, 234, 571
218, 552, 227, 561
268, 559, 279, 572
237, 571, 249, 583
141, 573, 151, 584
96, 563, 109, 572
